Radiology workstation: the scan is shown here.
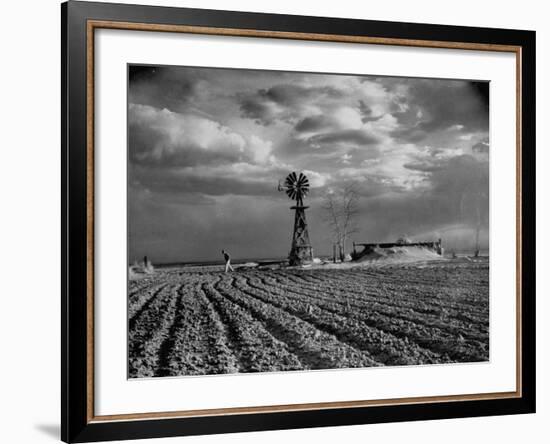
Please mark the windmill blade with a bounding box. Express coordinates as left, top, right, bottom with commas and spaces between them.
297, 173, 309, 190
297, 174, 309, 194
290, 171, 297, 183
284, 175, 294, 188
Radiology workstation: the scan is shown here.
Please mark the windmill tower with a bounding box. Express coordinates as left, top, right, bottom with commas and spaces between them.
279, 172, 313, 265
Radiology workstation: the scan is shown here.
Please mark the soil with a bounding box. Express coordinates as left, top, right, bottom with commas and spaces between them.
128, 257, 489, 378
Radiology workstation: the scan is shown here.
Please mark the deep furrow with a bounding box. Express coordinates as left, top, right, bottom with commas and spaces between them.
246, 275, 486, 362
128, 283, 169, 328
201, 278, 245, 371
129, 284, 181, 378
202, 281, 306, 372
234, 275, 446, 365
306, 265, 487, 297
277, 270, 487, 317
154, 287, 187, 377
253, 273, 488, 338
235, 275, 434, 365
154, 282, 240, 377
215, 278, 381, 369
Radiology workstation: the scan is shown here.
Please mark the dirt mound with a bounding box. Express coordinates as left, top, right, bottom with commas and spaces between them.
356, 246, 442, 264
129, 261, 155, 280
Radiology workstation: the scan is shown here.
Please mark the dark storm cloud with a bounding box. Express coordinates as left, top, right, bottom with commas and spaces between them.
129, 65, 205, 113
358, 100, 384, 123
237, 84, 344, 125
403, 160, 447, 173
391, 127, 429, 143
472, 141, 490, 155
308, 129, 379, 147
294, 112, 378, 136
294, 115, 334, 133
238, 95, 277, 126
384, 79, 489, 143
262, 84, 343, 105
275, 84, 342, 104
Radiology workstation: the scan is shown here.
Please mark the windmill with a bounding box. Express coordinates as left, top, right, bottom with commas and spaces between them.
279, 172, 313, 265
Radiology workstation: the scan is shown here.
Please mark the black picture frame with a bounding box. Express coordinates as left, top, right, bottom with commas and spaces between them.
61, 1, 536, 442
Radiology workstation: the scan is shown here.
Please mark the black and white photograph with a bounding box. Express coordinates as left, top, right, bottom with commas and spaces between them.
127, 64, 490, 378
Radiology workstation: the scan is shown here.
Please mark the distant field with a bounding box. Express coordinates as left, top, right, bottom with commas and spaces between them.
128, 258, 489, 378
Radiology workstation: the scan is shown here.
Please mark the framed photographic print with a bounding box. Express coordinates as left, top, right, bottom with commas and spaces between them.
61, 1, 536, 442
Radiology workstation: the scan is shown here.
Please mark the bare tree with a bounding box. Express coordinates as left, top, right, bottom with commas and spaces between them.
322, 183, 360, 261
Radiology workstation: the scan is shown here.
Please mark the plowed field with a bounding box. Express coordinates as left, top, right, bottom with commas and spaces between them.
128, 258, 489, 378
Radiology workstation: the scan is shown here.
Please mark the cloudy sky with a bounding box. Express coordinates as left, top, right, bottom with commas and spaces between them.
128, 65, 489, 264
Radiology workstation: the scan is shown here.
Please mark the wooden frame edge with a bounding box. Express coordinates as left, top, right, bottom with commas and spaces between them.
90, 391, 520, 423
89, 19, 521, 52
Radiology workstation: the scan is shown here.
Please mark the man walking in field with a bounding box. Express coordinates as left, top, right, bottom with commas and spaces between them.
222, 249, 234, 273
